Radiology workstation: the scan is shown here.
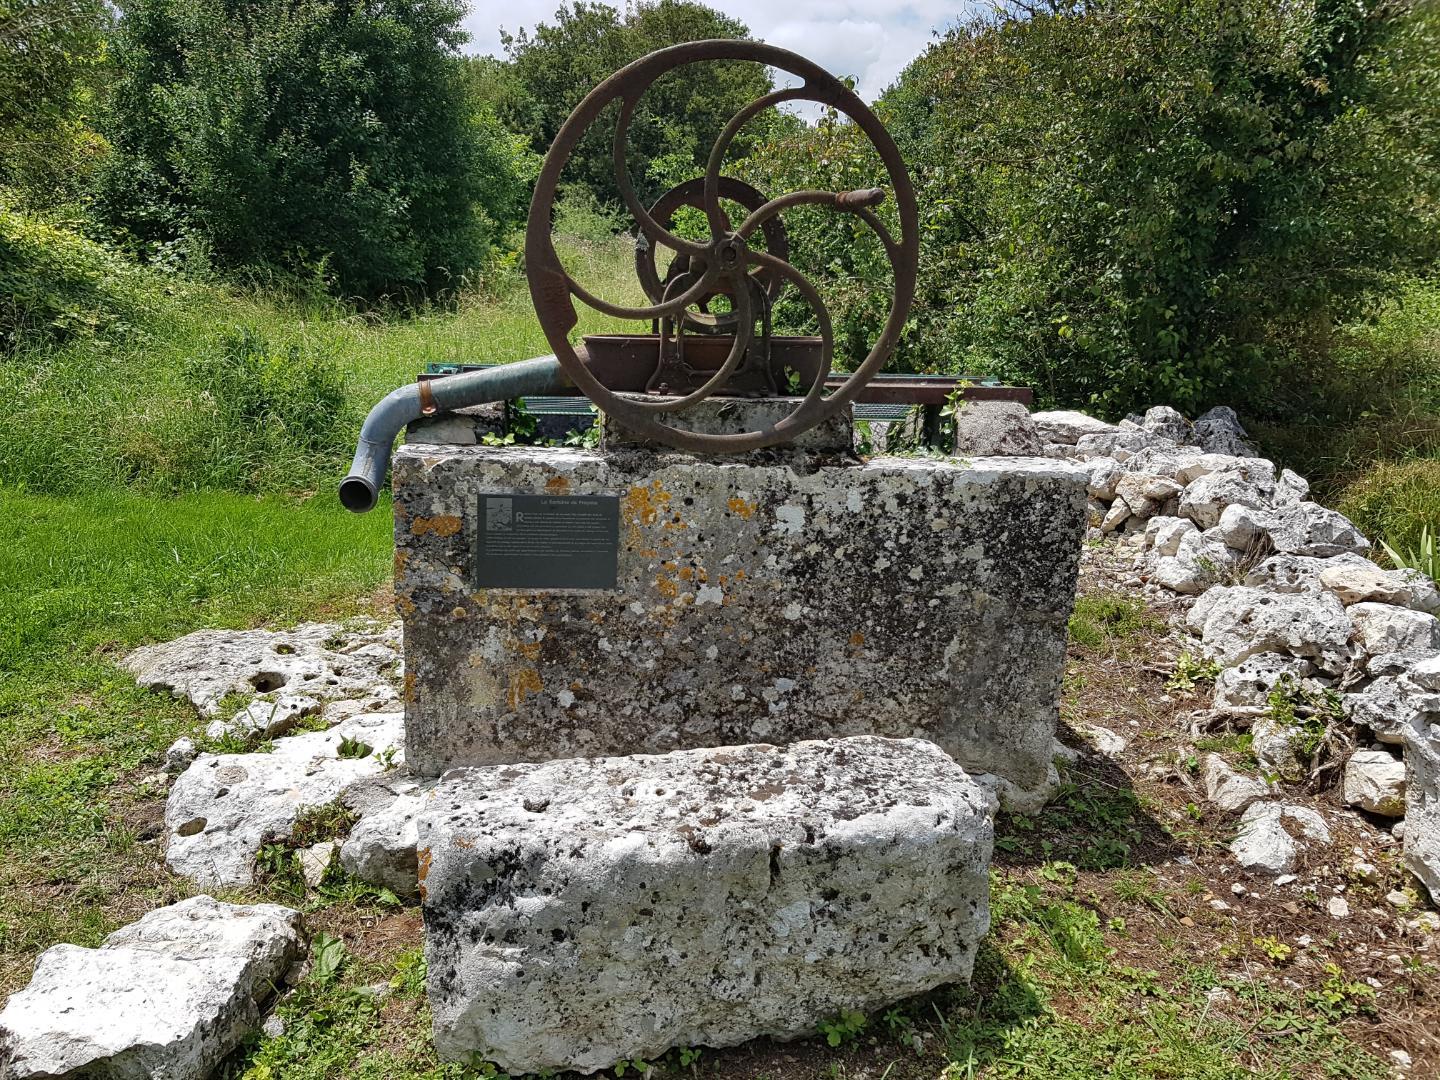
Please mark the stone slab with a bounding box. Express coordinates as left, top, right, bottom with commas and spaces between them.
391, 445, 1087, 804
601, 396, 856, 454
416, 736, 994, 1073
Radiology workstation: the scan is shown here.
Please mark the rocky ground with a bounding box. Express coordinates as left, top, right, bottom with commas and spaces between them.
2, 405, 1438, 1079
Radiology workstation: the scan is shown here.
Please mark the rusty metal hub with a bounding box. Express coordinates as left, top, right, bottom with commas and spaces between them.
524, 39, 919, 454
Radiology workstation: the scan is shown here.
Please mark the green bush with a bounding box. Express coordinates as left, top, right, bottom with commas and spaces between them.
0, 195, 160, 350
742, 0, 1440, 415
94, 0, 526, 301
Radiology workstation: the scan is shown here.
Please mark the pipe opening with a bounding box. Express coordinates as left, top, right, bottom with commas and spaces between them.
339, 476, 378, 514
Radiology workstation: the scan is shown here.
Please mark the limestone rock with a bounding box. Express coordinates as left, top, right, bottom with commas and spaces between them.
1343, 751, 1406, 817
298, 841, 336, 888
1179, 469, 1276, 530
165, 737, 198, 774
1320, 563, 1413, 606
1186, 585, 1354, 672
395, 446, 1085, 810
1030, 410, 1117, 445
1144, 515, 1197, 556
1076, 428, 1177, 463
1244, 552, 1377, 594
1395, 569, 1440, 615
1174, 453, 1273, 487
1201, 754, 1271, 814
1266, 503, 1370, 558
1212, 653, 1317, 709
165, 710, 404, 887
0, 896, 302, 1079
1208, 503, 1275, 551
339, 780, 434, 901
206, 692, 321, 741
1410, 655, 1440, 691
1139, 405, 1194, 444
1100, 499, 1131, 534
1342, 675, 1440, 745
951, 400, 1043, 456
124, 621, 402, 716
1348, 602, 1440, 658
1275, 468, 1310, 505
1121, 446, 1205, 482
1252, 715, 1308, 782
1402, 725, 1440, 902
418, 737, 994, 1074
1114, 473, 1182, 519
1193, 406, 1256, 457
1086, 457, 1124, 501
1150, 529, 1237, 595
1230, 802, 1331, 875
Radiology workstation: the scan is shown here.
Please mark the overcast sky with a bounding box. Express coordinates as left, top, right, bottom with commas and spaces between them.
462, 2, 980, 104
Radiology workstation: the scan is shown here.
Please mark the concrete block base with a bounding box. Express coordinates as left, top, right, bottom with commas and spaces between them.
392, 443, 1085, 805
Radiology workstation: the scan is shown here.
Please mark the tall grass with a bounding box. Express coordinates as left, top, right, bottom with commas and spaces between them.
0, 233, 641, 496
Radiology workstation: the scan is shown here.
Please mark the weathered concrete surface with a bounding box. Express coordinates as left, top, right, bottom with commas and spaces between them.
0, 896, 301, 1079
124, 621, 401, 717
417, 736, 994, 1074
602, 396, 856, 454
392, 445, 1087, 805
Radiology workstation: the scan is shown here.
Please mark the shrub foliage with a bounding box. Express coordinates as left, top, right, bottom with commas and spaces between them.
94, 0, 530, 299
744, 0, 1440, 416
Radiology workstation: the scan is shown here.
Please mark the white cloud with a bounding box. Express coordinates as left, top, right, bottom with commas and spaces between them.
463, 1, 978, 105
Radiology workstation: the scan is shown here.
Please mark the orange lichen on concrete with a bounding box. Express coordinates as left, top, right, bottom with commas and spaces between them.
545, 474, 570, 493
396, 595, 417, 617
393, 550, 409, 577
412, 514, 463, 538
849, 631, 866, 648
506, 668, 544, 708
623, 481, 670, 527
678, 566, 694, 581
404, 671, 418, 704
727, 496, 755, 518
655, 574, 680, 599
517, 641, 542, 660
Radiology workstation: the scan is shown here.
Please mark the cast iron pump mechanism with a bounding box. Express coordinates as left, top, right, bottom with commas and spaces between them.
340, 39, 919, 512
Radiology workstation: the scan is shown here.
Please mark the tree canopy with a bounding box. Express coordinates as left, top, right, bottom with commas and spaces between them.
94, 0, 531, 299
496, 0, 775, 210
744, 0, 1440, 416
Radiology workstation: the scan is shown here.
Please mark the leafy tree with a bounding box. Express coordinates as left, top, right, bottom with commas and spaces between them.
499, 0, 774, 212
744, 0, 1440, 415
94, 0, 530, 299
0, 0, 110, 205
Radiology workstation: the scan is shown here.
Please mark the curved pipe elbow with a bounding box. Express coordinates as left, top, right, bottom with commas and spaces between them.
340, 355, 569, 514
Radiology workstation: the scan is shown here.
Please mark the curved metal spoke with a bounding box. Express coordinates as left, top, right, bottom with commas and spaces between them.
702, 87, 814, 236
612, 95, 711, 259
624, 269, 756, 413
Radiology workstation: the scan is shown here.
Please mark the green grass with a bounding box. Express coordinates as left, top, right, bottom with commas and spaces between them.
0, 233, 640, 497
1068, 594, 1157, 649
0, 488, 392, 986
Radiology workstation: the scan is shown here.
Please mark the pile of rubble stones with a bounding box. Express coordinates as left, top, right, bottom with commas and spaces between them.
1036, 404, 1439, 894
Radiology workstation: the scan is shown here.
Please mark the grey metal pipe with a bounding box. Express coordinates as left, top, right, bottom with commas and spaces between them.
339, 354, 571, 513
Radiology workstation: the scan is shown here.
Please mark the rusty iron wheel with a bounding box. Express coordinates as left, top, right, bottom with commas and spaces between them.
524, 38, 919, 454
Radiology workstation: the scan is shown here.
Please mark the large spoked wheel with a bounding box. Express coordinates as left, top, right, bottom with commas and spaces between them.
524, 39, 919, 454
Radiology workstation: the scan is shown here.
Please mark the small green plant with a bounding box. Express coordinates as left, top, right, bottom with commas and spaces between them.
336, 734, 372, 760
1308, 963, 1377, 1017
1253, 936, 1293, 964
309, 931, 348, 985
613, 1057, 651, 1076
818, 1008, 867, 1047
1166, 652, 1222, 692
1381, 523, 1438, 580
676, 1046, 703, 1069
1067, 594, 1154, 648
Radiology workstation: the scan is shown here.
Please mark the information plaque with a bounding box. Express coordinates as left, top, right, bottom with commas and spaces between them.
474, 493, 619, 590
